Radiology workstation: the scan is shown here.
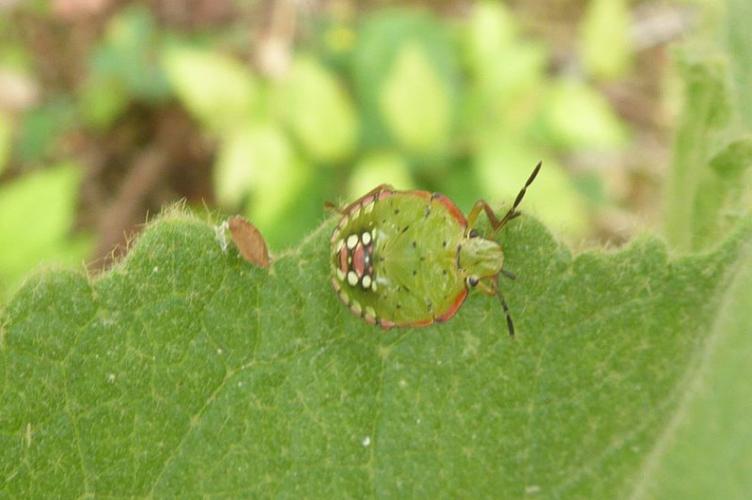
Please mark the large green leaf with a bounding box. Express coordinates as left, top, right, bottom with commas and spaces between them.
632, 228, 752, 499
1, 208, 750, 497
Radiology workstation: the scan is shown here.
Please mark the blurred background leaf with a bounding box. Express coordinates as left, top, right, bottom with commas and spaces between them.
725, 0, 752, 129
352, 9, 458, 157
579, 0, 632, 80
0, 162, 92, 299
163, 45, 259, 135
275, 54, 358, 163
0, 0, 749, 296
0, 111, 10, 174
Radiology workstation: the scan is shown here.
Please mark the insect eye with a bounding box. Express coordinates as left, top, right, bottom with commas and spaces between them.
468, 229, 479, 238
466, 276, 480, 287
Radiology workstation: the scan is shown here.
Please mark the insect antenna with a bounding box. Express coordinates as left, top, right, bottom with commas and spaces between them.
493, 160, 542, 234
495, 274, 515, 337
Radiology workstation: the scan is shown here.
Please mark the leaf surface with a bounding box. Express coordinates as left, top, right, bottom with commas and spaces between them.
1, 211, 750, 497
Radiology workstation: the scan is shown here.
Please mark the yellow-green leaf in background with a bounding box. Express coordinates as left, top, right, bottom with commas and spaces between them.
379, 42, 451, 154
580, 0, 632, 80
463, 1, 517, 74
353, 10, 458, 155
246, 158, 310, 249
277, 56, 357, 163
214, 124, 294, 208
460, 1, 548, 144
542, 79, 627, 151
214, 123, 316, 248
162, 46, 258, 134
0, 163, 92, 299
347, 151, 414, 199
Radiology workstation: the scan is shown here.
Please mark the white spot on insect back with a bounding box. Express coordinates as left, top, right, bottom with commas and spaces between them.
347, 271, 358, 286
362, 231, 372, 245
362, 436, 371, 447
361, 275, 372, 289
346, 234, 359, 250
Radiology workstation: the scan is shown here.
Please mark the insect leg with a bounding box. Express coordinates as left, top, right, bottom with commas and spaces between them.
494, 275, 515, 337
466, 199, 503, 232
477, 277, 515, 337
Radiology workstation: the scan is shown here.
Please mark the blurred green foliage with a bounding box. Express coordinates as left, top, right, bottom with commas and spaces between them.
0, 2, 633, 298
0, 163, 92, 297
1, 0, 750, 300
0, 111, 10, 175
664, 51, 752, 251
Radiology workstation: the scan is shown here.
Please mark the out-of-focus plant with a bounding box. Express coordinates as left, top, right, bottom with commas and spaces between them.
80, 5, 170, 129
169, 2, 628, 246
0, 111, 10, 175
0, 0, 636, 297
0, 163, 92, 300
664, 51, 752, 251
579, 0, 632, 80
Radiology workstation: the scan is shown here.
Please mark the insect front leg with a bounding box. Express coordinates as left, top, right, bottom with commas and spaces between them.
467, 161, 542, 235
466, 199, 505, 234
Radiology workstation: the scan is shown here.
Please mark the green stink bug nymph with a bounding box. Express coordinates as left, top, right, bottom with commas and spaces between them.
329, 161, 541, 336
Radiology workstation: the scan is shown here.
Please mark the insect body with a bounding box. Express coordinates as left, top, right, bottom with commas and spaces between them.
329, 162, 541, 335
